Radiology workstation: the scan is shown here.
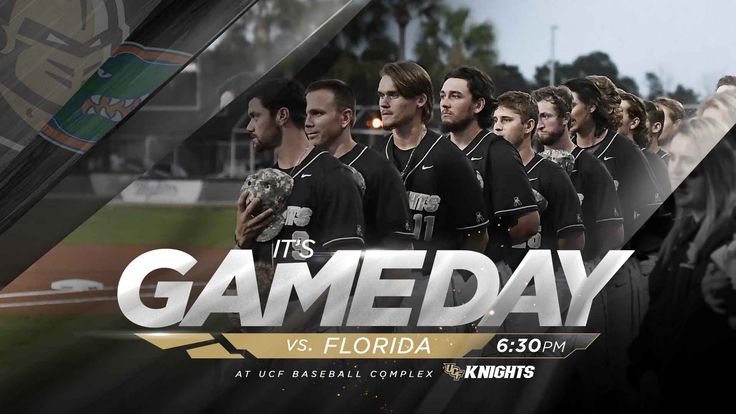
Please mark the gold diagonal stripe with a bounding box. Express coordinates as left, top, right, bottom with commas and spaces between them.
136, 333, 214, 349
187, 343, 244, 359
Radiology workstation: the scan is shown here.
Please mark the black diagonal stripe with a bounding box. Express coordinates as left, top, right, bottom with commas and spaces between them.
0, 0, 160, 159
624, 124, 736, 248
0, 0, 370, 288
0, 0, 259, 287
0, 0, 257, 231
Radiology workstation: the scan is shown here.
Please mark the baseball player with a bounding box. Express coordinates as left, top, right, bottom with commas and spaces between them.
533, 85, 623, 260
439, 66, 540, 267
305, 79, 411, 249
377, 61, 489, 254
492, 91, 584, 269
235, 78, 365, 267
565, 77, 660, 242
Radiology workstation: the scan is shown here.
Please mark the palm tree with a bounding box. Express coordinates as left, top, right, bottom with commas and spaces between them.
414, 5, 497, 93
383, 0, 441, 60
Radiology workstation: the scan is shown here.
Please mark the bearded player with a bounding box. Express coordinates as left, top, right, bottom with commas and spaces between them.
492, 91, 584, 268
438, 66, 539, 269
377, 61, 488, 254
235, 78, 364, 265
533, 86, 623, 260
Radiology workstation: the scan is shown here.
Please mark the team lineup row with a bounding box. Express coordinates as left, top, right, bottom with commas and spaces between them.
231, 61, 736, 408
233, 61, 680, 269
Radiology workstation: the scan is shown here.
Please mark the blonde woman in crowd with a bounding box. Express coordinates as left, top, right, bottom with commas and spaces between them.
630, 116, 736, 410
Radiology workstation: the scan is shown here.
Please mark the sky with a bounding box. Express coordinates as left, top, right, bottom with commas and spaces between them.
405, 0, 736, 99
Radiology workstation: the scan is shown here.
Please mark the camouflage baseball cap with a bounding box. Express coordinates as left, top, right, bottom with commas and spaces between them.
541, 149, 575, 175
531, 188, 548, 213
240, 168, 294, 242
343, 164, 366, 197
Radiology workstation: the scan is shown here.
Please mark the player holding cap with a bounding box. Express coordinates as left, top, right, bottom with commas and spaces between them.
235, 78, 365, 266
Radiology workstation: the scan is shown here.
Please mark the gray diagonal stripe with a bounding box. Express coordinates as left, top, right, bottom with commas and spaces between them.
0, 0, 370, 288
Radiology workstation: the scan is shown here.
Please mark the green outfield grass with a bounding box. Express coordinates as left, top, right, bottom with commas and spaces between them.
0, 315, 117, 357
0, 205, 238, 392
0, 314, 234, 402
65, 204, 235, 248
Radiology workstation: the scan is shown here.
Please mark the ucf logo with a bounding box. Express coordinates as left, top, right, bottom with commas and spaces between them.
0, 0, 129, 133
443, 363, 464, 381
284, 206, 313, 227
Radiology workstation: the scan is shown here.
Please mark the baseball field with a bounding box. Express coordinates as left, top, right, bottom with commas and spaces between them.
0, 203, 237, 373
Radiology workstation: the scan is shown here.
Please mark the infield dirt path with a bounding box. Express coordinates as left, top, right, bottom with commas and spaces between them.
0, 244, 230, 315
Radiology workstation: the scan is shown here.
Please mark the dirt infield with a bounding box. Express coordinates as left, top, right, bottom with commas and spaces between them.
0, 244, 230, 315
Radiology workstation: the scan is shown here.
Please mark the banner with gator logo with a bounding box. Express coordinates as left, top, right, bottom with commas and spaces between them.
39, 41, 191, 153
0, 0, 161, 165
0, 0, 368, 291
0, 0, 256, 240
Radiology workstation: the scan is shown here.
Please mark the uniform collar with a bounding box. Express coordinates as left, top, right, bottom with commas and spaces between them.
276, 147, 327, 178
385, 128, 442, 182
525, 153, 545, 174
454, 128, 495, 156
339, 142, 367, 167
591, 129, 619, 158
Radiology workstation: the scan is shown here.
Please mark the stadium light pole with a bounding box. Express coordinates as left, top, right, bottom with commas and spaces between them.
549, 25, 558, 86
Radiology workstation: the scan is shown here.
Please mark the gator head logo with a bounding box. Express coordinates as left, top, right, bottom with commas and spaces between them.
443, 363, 464, 381
80, 92, 147, 123
0, 0, 129, 132
39, 41, 191, 153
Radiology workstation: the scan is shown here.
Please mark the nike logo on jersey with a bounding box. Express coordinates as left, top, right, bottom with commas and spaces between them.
470, 156, 484, 161
301, 174, 312, 178
421, 165, 434, 170
603, 156, 615, 161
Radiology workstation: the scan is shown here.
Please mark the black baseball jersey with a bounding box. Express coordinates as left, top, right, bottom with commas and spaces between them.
253, 148, 364, 266
508, 154, 584, 269
381, 129, 488, 252
339, 143, 411, 247
643, 148, 672, 196
570, 146, 623, 260
632, 148, 675, 255
575, 130, 661, 241
454, 129, 538, 262
656, 148, 671, 165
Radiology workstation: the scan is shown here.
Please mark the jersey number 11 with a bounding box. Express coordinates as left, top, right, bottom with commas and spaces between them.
412, 213, 435, 242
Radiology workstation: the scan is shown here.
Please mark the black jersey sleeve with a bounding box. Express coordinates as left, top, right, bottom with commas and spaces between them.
436, 146, 489, 231
317, 164, 365, 247
546, 163, 585, 236
584, 155, 623, 223
487, 141, 538, 217
618, 144, 660, 229
648, 152, 672, 195
372, 157, 412, 238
